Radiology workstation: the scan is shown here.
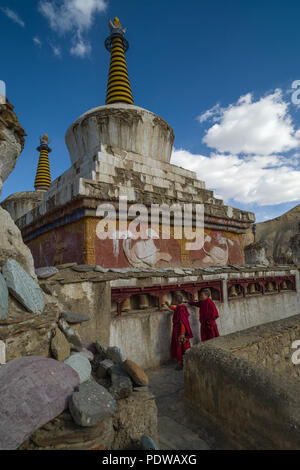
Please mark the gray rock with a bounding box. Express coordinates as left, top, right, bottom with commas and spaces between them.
0, 273, 9, 320
94, 266, 109, 273
58, 318, 83, 351
96, 359, 114, 378
2, 258, 45, 314
71, 265, 95, 273
35, 266, 59, 279
141, 434, 159, 450
69, 381, 116, 427
51, 328, 71, 362
71, 349, 94, 362
60, 311, 91, 324
0, 356, 79, 450
106, 346, 126, 364
64, 354, 92, 384
109, 364, 133, 399
95, 341, 107, 359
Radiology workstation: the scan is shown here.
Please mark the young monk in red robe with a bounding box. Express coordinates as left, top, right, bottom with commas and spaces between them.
165, 293, 194, 370
187, 289, 220, 342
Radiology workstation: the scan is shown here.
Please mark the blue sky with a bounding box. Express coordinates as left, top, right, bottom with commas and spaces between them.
1, 0, 300, 222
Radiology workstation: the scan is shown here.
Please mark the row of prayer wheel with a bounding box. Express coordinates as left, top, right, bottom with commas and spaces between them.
228, 280, 290, 298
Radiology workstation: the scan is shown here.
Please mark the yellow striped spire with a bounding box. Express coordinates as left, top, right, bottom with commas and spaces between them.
34, 134, 51, 191
105, 17, 134, 105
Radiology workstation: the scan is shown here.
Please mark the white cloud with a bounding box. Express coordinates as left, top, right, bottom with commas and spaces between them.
33, 36, 42, 47
39, 0, 107, 57
50, 43, 62, 58
171, 149, 300, 206
201, 90, 300, 155
1, 7, 25, 27
70, 36, 91, 58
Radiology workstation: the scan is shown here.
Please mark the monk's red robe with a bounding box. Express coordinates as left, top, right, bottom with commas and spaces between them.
188, 298, 220, 341
170, 304, 193, 362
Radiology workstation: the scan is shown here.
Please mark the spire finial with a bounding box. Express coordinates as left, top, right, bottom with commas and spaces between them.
34, 133, 52, 191
105, 17, 134, 105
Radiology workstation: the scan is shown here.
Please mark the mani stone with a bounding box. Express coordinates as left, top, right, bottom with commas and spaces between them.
64, 354, 92, 384
61, 311, 91, 324
94, 265, 109, 273
106, 346, 126, 364
0, 273, 9, 320
96, 359, 114, 379
141, 435, 159, 450
69, 381, 116, 427
122, 360, 149, 387
51, 328, 71, 362
71, 265, 95, 273
0, 356, 79, 450
109, 364, 133, 399
2, 258, 45, 314
58, 318, 82, 351
35, 266, 59, 279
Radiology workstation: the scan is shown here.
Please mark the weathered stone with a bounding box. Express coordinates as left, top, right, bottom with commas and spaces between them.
96, 359, 114, 378
122, 360, 149, 386
106, 346, 126, 364
0, 207, 35, 277
71, 265, 95, 273
69, 381, 116, 427
71, 348, 94, 362
58, 318, 82, 351
51, 328, 71, 362
61, 311, 91, 324
2, 259, 45, 314
19, 411, 114, 450
0, 100, 26, 195
0, 308, 57, 361
0, 356, 79, 450
64, 354, 91, 384
0, 273, 9, 319
95, 340, 107, 359
141, 434, 159, 450
109, 364, 133, 399
35, 266, 59, 279
0, 340, 5, 364
94, 265, 109, 273
56, 263, 77, 270
112, 388, 158, 450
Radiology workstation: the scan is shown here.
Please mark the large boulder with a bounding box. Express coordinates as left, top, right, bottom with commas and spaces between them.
0, 100, 26, 195
0, 207, 35, 277
0, 356, 80, 450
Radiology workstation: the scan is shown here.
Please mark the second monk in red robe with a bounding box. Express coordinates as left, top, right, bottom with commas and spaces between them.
188, 289, 220, 342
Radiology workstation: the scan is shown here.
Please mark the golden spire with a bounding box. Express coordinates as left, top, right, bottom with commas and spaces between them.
105, 17, 134, 105
34, 134, 51, 191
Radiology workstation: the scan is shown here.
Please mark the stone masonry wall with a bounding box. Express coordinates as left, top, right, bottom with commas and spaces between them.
184, 315, 300, 449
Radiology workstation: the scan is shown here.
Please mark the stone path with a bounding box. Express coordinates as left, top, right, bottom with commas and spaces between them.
148, 363, 236, 450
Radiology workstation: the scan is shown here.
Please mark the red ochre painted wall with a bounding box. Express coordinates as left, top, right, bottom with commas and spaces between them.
26, 217, 244, 268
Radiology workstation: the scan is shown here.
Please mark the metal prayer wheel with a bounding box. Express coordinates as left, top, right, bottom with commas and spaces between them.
111, 300, 117, 313
139, 294, 150, 309
281, 280, 288, 290
248, 283, 256, 295
162, 293, 171, 307
266, 281, 275, 292
229, 285, 238, 297
121, 297, 131, 311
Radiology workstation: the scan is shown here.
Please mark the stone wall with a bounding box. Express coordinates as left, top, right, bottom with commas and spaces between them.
184, 315, 300, 449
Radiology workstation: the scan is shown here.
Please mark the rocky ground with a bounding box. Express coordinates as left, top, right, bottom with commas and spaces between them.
148, 363, 236, 450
